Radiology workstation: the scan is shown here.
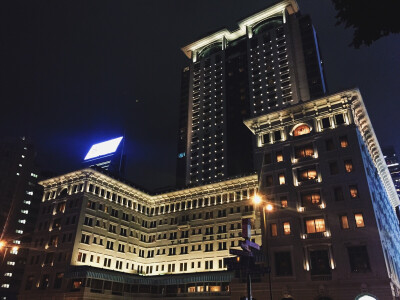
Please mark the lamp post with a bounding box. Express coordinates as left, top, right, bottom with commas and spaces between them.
0, 241, 19, 264
253, 194, 273, 300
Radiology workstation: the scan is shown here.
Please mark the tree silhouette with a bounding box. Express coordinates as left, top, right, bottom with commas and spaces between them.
332, 0, 400, 48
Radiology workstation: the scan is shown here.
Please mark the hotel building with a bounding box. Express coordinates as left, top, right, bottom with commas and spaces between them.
237, 88, 400, 300
177, 0, 326, 186
18, 89, 400, 300
18, 170, 259, 299
16, 0, 400, 299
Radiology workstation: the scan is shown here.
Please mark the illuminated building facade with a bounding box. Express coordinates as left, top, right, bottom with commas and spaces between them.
382, 146, 400, 220
239, 88, 400, 300
177, 0, 326, 186
0, 137, 42, 300
18, 169, 259, 299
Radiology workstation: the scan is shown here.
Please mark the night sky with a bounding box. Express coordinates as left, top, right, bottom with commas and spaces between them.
1, 1, 399, 190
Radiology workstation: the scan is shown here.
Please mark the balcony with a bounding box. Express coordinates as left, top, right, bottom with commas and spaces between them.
241, 211, 254, 217
303, 232, 330, 239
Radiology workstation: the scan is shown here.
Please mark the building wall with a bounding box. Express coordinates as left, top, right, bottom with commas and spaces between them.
242, 88, 400, 299
19, 171, 259, 298
180, 1, 326, 186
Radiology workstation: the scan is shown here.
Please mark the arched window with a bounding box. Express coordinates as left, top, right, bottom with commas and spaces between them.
292, 124, 311, 137
197, 42, 222, 59
356, 294, 377, 300
253, 16, 284, 35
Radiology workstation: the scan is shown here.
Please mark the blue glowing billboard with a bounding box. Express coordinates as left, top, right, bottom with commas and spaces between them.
84, 136, 124, 161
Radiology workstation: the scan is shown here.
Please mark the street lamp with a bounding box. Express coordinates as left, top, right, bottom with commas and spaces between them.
253, 194, 273, 300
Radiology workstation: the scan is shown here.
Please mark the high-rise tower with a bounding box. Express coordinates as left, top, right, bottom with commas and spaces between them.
177, 0, 326, 186
0, 137, 42, 300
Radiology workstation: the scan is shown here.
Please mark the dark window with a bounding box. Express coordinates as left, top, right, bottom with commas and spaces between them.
25, 275, 34, 290
310, 250, 331, 275
271, 223, 278, 236
275, 252, 293, 276
325, 139, 335, 151
334, 187, 344, 201
54, 272, 64, 289
263, 153, 272, 165
348, 246, 370, 272
335, 114, 345, 125
274, 131, 282, 141
329, 162, 339, 175
321, 117, 330, 129
40, 274, 50, 289
265, 175, 273, 187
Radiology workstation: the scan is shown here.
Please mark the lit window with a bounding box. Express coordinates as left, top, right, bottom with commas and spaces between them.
280, 198, 288, 208
349, 185, 359, 198
13, 240, 20, 244
4, 273, 12, 277
283, 222, 291, 235
21, 210, 28, 214
7, 261, 15, 265
10, 248, 18, 255
18, 219, 26, 224
16, 173, 20, 176
340, 215, 349, 229
271, 223, 278, 237
293, 124, 311, 136
294, 143, 314, 158
278, 173, 286, 185
276, 151, 284, 162
301, 192, 321, 206
21, 155, 25, 158
23, 200, 31, 205
355, 213, 365, 227
298, 167, 317, 182
30, 173, 38, 178
19, 164, 22, 167
1, 284, 10, 288
26, 191, 33, 195
344, 160, 353, 173
16, 230, 23, 234
339, 136, 348, 148
305, 218, 325, 233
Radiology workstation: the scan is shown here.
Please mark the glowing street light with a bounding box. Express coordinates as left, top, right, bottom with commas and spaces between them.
0, 241, 4, 249
253, 194, 262, 205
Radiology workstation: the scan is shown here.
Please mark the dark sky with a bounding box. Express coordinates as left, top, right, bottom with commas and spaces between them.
1, 0, 399, 190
